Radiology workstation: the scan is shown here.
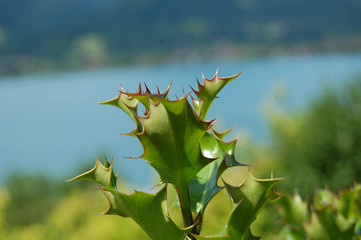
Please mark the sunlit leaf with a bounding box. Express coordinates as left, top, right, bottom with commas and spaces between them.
195, 172, 283, 239
189, 130, 245, 217
191, 70, 241, 119
68, 157, 190, 240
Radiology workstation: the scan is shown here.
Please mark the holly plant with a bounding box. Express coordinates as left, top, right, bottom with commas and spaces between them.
68, 71, 283, 239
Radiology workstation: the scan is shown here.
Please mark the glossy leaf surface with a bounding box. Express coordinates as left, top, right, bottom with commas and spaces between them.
189, 130, 245, 216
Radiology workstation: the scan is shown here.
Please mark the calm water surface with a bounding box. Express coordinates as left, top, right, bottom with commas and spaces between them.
1, 53, 361, 188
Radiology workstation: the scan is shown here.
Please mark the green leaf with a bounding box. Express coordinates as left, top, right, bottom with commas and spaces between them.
99, 83, 172, 136
98, 91, 139, 124
68, 157, 190, 240
335, 183, 361, 222
212, 128, 234, 140
206, 173, 281, 239
188, 131, 223, 217
304, 186, 359, 240
136, 96, 213, 189
103, 187, 190, 240
313, 189, 334, 209
193, 235, 230, 240
191, 70, 241, 119
131, 95, 216, 229
195, 172, 283, 239
189, 130, 245, 216
276, 193, 308, 228
126, 82, 172, 112
276, 226, 305, 240
67, 156, 118, 190
304, 206, 355, 240
224, 172, 283, 239
274, 193, 308, 239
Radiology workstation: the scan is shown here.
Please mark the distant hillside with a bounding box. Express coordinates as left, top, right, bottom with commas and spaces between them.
1, 0, 361, 74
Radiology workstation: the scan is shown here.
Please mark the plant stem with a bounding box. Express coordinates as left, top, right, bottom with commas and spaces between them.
176, 185, 198, 237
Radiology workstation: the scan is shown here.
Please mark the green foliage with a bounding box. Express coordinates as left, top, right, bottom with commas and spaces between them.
0, 187, 8, 240
69, 71, 283, 239
204, 172, 282, 239
270, 183, 361, 240
0, 184, 149, 240
70, 157, 190, 240
4, 174, 69, 226
190, 129, 242, 219
268, 75, 361, 196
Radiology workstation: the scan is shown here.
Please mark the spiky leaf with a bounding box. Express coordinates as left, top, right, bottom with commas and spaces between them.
125, 82, 172, 112
304, 187, 359, 240
274, 193, 308, 239
192, 71, 241, 119
304, 206, 355, 240
67, 156, 118, 190
99, 91, 139, 124
189, 130, 245, 216
335, 183, 361, 222
276, 193, 308, 228
195, 172, 283, 239
135, 96, 213, 189
224, 172, 283, 239
68, 158, 190, 240
103, 187, 190, 240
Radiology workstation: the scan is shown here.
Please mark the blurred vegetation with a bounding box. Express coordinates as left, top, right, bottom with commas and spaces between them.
0, 173, 150, 240
1, 168, 359, 239
4, 174, 69, 226
244, 74, 361, 197
1, 0, 361, 75
260, 183, 361, 239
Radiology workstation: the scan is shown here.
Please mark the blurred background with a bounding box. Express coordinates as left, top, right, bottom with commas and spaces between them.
1, 0, 361, 239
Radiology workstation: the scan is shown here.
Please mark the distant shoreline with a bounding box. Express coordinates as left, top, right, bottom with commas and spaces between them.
1, 42, 361, 77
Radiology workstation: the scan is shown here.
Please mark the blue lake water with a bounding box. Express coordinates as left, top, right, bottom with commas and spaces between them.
1, 53, 361, 189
